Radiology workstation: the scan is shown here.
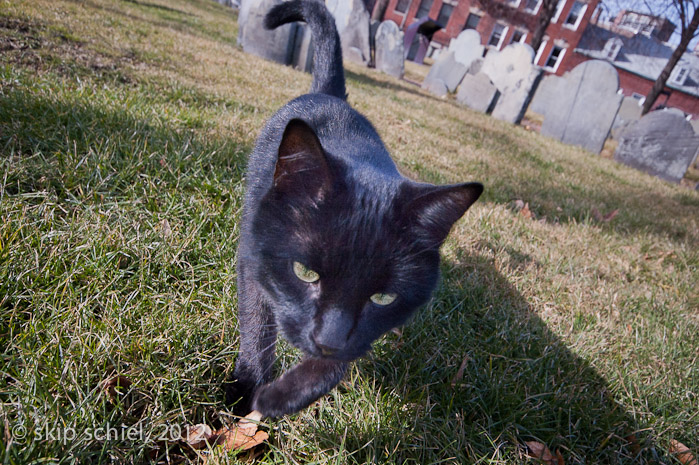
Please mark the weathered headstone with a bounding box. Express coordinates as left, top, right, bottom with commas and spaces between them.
291, 23, 314, 73
424, 78, 448, 98
326, 0, 371, 65
614, 110, 699, 183
422, 51, 467, 95
447, 29, 484, 68
375, 20, 404, 78
480, 43, 541, 124
532, 60, 623, 154
240, 0, 297, 65
611, 96, 642, 139
456, 72, 499, 113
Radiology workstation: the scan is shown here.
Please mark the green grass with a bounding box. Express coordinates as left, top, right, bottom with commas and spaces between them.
1, 0, 697, 463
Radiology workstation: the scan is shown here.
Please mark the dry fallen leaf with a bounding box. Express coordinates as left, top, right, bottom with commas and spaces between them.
521, 202, 534, 220
451, 355, 470, 387
525, 441, 559, 465
159, 219, 172, 237
669, 440, 698, 465
215, 410, 268, 452
184, 424, 213, 450
591, 208, 619, 223
625, 434, 641, 455
101, 375, 132, 402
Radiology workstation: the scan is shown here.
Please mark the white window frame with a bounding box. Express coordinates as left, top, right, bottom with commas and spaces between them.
552, 0, 567, 23
563, 1, 588, 30
510, 29, 528, 44
488, 23, 509, 49
524, 0, 542, 14
631, 92, 646, 105
505, 0, 522, 7
543, 45, 567, 72
671, 67, 689, 86
534, 39, 548, 66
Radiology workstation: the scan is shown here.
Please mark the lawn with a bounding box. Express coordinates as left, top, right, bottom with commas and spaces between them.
0, 0, 697, 463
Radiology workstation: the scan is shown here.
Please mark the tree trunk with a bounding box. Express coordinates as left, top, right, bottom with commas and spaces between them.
641, 5, 699, 115
530, 0, 560, 54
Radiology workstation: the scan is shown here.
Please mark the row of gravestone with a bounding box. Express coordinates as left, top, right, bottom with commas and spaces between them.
422, 29, 699, 184
237, 1, 698, 185
238, 0, 405, 79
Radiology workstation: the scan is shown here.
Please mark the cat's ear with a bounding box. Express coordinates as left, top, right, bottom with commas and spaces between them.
273, 119, 332, 201
403, 182, 483, 246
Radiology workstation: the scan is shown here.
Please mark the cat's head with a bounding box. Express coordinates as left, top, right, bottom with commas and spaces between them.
251, 119, 482, 361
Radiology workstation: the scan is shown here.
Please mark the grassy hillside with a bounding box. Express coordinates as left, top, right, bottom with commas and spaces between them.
1, 0, 697, 463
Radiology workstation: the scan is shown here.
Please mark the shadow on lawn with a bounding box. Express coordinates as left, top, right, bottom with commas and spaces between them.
0, 77, 249, 200
329, 252, 666, 464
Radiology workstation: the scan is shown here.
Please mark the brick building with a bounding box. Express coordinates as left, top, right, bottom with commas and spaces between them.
381, 0, 600, 74
567, 11, 699, 119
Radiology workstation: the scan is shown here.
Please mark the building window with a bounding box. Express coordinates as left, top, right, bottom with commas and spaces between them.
672, 67, 688, 86
544, 45, 566, 70
552, 0, 566, 23
604, 38, 622, 60
488, 23, 507, 48
631, 92, 646, 105
395, 0, 410, 14
505, 0, 521, 6
565, 1, 587, 29
437, 3, 454, 26
511, 29, 527, 43
416, 0, 433, 19
524, 0, 541, 13
463, 13, 481, 31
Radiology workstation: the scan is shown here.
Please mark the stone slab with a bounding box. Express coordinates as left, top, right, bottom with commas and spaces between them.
326, 0, 371, 65
456, 72, 499, 113
422, 51, 466, 94
614, 110, 699, 183
375, 20, 404, 78
448, 29, 484, 68
537, 60, 623, 153
241, 0, 297, 65
480, 43, 541, 124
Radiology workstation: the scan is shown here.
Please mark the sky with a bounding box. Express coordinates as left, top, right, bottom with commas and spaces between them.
597, 0, 699, 48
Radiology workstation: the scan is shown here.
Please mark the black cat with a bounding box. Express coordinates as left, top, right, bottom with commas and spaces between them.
226, 0, 483, 419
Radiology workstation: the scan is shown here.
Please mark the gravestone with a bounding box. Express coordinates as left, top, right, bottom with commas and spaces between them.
480, 43, 541, 124
424, 78, 448, 97
456, 72, 499, 113
375, 20, 404, 78
326, 0, 371, 65
532, 60, 623, 154
422, 51, 467, 95
614, 110, 699, 183
237, 0, 253, 45
447, 29, 484, 69
611, 96, 642, 139
291, 23, 314, 73
240, 0, 297, 65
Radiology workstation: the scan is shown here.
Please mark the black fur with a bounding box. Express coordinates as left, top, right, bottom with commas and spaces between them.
226, 0, 483, 418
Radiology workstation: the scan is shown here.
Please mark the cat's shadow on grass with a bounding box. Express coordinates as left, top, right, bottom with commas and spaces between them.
321, 251, 660, 464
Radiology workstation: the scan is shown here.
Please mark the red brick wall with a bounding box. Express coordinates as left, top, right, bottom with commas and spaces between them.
383, 0, 599, 69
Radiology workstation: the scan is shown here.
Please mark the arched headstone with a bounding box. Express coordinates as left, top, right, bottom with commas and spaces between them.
375, 20, 404, 78
479, 43, 541, 124
447, 29, 484, 69
532, 60, 623, 154
614, 110, 699, 183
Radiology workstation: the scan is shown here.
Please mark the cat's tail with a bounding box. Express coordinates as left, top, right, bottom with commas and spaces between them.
264, 0, 347, 100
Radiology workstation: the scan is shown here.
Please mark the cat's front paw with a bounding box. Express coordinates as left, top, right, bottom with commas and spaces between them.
251, 382, 293, 419
224, 378, 255, 416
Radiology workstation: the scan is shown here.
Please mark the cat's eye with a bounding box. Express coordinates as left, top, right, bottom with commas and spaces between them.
293, 261, 320, 283
370, 293, 397, 306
